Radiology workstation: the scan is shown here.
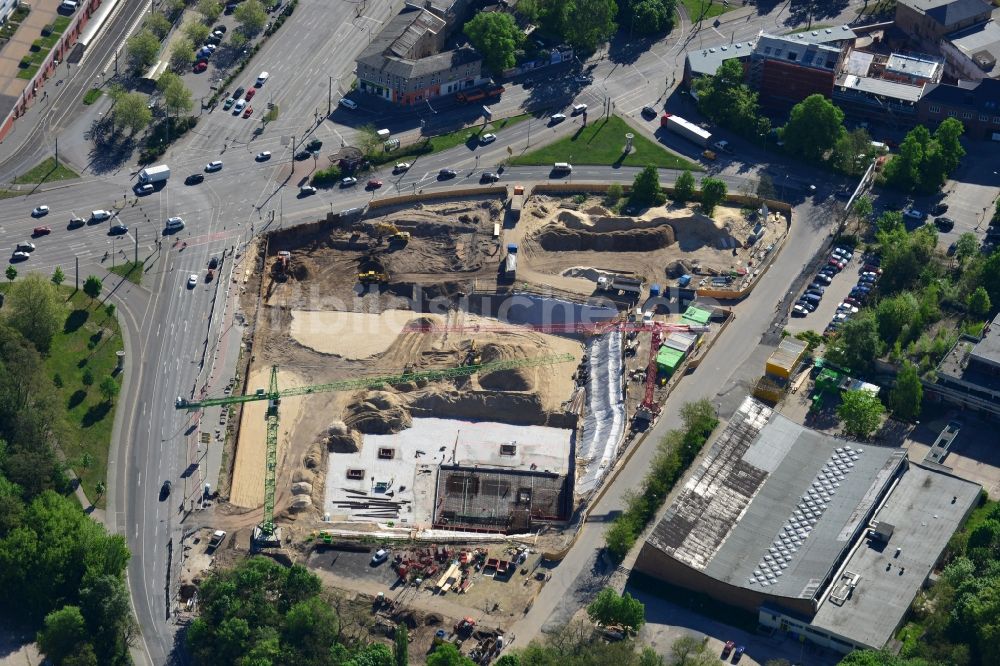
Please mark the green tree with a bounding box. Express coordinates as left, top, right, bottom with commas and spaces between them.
145, 12, 172, 40
955, 232, 979, 264
625, 0, 676, 37
883, 126, 928, 192
111, 92, 152, 136
464, 12, 523, 74
876, 210, 903, 235
83, 275, 103, 301
585, 587, 645, 631
673, 169, 695, 205
967, 286, 992, 318
605, 182, 623, 207
427, 642, 476, 666
37, 605, 89, 664
495, 656, 520, 666
99, 377, 120, 405
831, 127, 874, 175
197, 0, 223, 22
79, 575, 135, 663
5, 265, 15, 281
184, 21, 211, 46
852, 195, 873, 226
235, 0, 267, 36
669, 635, 714, 666
876, 292, 919, 346
699, 177, 727, 217
563, 0, 617, 50
126, 30, 160, 73
357, 124, 384, 159
6, 274, 65, 353
889, 361, 922, 422
82, 368, 94, 386
837, 389, 885, 439
159, 73, 193, 117
933, 117, 966, 178
631, 165, 665, 207
782, 94, 845, 162
51, 266, 65, 286
828, 313, 881, 375
605, 516, 637, 561
394, 623, 408, 666
169, 37, 195, 71
692, 59, 760, 136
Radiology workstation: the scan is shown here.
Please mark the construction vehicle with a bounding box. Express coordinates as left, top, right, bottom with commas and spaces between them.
274, 250, 290, 274
358, 270, 388, 284
388, 231, 410, 245
174, 354, 575, 544
464, 340, 482, 366
509, 185, 524, 221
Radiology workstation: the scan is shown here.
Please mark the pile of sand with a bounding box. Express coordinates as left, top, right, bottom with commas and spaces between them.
319, 421, 362, 452
476, 343, 536, 392
289, 310, 441, 359
536, 226, 675, 252
344, 391, 412, 434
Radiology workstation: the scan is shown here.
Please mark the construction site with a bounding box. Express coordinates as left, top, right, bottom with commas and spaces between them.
176, 190, 783, 662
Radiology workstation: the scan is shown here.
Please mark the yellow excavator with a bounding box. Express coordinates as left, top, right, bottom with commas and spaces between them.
463, 340, 482, 366
374, 222, 410, 246
358, 270, 388, 284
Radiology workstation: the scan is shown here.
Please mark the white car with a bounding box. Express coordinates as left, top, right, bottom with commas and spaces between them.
479, 133, 497, 145
135, 183, 154, 194
15, 241, 36, 252
832, 312, 849, 322
339, 98, 357, 110
371, 548, 389, 565
255, 71, 269, 86
11, 251, 30, 261
299, 185, 317, 195
903, 209, 925, 221
165, 216, 185, 231
187, 274, 198, 288
31, 205, 50, 217
572, 103, 588, 115
233, 99, 246, 113
838, 303, 859, 314
549, 113, 566, 123
205, 161, 223, 172
340, 177, 357, 187
393, 162, 411, 173
256, 151, 271, 161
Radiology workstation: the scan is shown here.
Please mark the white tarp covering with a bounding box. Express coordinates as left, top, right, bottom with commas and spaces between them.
576, 331, 625, 495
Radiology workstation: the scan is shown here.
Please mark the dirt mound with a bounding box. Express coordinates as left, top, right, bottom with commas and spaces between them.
411, 390, 548, 426
344, 391, 412, 434
557, 210, 662, 232
475, 343, 534, 391
292, 481, 313, 495
648, 215, 737, 250
666, 260, 694, 278
321, 421, 362, 452
536, 225, 675, 252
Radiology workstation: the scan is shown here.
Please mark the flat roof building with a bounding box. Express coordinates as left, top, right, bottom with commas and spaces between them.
635, 397, 980, 654
942, 19, 1000, 80
895, 0, 993, 44
749, 35, 844, 108
926, 313, 1000, 415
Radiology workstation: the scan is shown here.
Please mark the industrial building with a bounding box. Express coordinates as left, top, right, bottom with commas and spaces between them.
926, 313, 1000, 417
634, 397, 980, 654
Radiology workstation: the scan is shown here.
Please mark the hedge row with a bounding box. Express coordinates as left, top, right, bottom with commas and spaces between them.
604, 399, 719, 561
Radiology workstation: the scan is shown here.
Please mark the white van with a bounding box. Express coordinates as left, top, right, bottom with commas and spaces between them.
91, 210, 112, 221
255, 71, 269, 86
552, 162, 573, 173
60, 0, 78, 10
572, 103, 587, 115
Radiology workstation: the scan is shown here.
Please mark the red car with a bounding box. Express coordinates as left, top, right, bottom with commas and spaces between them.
245, 88, 256, 101
32, 226, 51, 236
366, 179, 383, 189
722, 641, 735, 657
193, 60, 208, 73
243, 106, 253, 118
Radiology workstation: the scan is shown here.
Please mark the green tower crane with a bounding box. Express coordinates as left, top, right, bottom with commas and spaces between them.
175, 353, 576, 543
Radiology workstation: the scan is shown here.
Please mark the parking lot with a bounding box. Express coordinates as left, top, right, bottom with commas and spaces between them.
785, 247, 875, 336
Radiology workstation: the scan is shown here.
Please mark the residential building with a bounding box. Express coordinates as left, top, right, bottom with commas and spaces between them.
634, 397, 981, 654
356, 7, 484, 105
683, 41, 754, 86
895, 0, 993, 44
925, 313, 1000, 415
748, 34, 844, 108
832, 49, 943, 126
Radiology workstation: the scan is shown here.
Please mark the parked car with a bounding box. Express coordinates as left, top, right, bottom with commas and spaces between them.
233, 86, 245, 99
31, 205, 50, 217
438, 169, 457, 179
15, 241, 35, 252
243, 106, 253, 118
479, 133, 497, 145
903, 208, 926, 221
109, 223, 128, 235
813, 274, 832, 285
796, 299, 817, 312
932, 202, 949, 216
371, 548, 389, 565
844, 297, 862, 308
805, 289, 824, 299
306, 139, 323, 152
339, 98, 357, 110
807, 283, 827, 293
294, 149, 312, 161
205, 161, 223, 172
549, 113, 566, 124
828, 258, 845, 270
193, 61, 208, 73
838, 303, 859, 314
245, 88, 256, 101
135, 182, 154, 194
10, 251, 30, 261
366, 179, 382, 189
233, 99, 246, 114
722, 641, 736, 658
340, 177, 357, 187
255, 71, 269, 86
934, 216, 955, 231
186, 173, 205, 185
256, 151, 271, 161
833, 247, 854, 260
68, 215, 85, 228
32, 226, 51, 236
733, 645, 746, 663
223, 97, 235, 109
641, 105, 657, 119
187, 274, 198, 288
792, 304, 808, 317
160, 480, 172, 499
572, 103, 588, 115
299, 185, 317, 196
833, 312, 850, 323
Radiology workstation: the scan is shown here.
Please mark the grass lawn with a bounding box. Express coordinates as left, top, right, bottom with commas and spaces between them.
509, 114, 701, 170
52, 16, 71, 32
83, 88, 102, 105
46, 289, 124, 508
679, 0, 734, 21
16, 64, 39, 80
109, 261, 143, 286
13, 157, 79, 184
371, 113, 531, 166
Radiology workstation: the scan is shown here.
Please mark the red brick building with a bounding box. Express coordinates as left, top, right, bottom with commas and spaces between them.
748, 35, 844, 109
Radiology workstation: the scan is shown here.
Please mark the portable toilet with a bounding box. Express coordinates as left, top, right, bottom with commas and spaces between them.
678, 274, 692, 287
650, 283, 661, 297
507, 242, 518, 254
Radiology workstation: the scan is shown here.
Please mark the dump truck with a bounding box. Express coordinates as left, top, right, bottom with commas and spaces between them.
504, 252, 517, 280
660, 114, 712, 147
509, 185, 524, 221
137, 164, 170, 184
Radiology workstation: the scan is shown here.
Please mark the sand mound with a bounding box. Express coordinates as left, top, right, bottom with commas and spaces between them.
344, 391, 412, 434
411, 390, 548, 426
475, 343, 535, 392
289, 310, 439, 359
648, 215, 738, 250
536, 225, 675, 252
320, 421, 362, 452
291, 481, 312, 495
290, 496, 313, 511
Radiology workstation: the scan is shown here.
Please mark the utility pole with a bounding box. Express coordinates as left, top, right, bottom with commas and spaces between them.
134, 227, 138, 265
55, 137, 58, 164
328, 76, 333, 116
75, 256, 78, 291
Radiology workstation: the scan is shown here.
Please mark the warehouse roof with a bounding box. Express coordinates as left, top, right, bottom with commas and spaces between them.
685, 41, 754, 77
647, 398, 905, 602
811, 464, 980, 649
969, 313, 1000, 370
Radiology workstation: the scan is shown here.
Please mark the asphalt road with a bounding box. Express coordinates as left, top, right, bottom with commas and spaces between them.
0, 1, 875, 663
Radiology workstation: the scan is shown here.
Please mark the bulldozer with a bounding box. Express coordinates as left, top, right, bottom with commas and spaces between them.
358, 270, 388, 284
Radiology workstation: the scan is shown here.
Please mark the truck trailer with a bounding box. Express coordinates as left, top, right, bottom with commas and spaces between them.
509, 185, 524, 221
660, 114, 712, 148
138, 164, 170, 184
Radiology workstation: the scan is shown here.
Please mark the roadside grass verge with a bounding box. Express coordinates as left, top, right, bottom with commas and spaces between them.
48, 289, 124, 508
83, 88, 103, 105
510, 114, 701, 170
604, 399, 719, 561
370, 113, 531, 166
679, 0, 734, 21
13, 157, 79, 184
109, 261, 143, 286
